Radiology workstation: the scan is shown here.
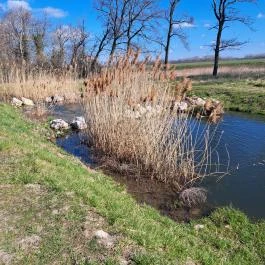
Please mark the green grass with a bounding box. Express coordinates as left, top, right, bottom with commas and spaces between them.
0, 103, 265, 264
191, 78, 265, 115
173, 58, 265, 70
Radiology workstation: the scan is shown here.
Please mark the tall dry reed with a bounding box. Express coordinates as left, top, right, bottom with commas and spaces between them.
83, 51, 226, 191
0, 63, 82, 102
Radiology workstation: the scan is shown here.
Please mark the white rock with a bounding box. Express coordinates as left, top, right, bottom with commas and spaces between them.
45, 96, 53, 103
71, 116, 87, 130
177, 101, 188, 111
11, 97, 23, 107
94, 230, 114, 248
194, 97, 206, 107
50, 119, 70, 130
194, 224, 204, 230
21, 97, 35, 106
94, 230, 110, 240
54, 95, 64, 103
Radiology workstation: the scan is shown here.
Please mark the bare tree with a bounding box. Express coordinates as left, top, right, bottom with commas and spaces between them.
31, 16, 48, 67
69, 23, 88, 67
124, 0, 158, 52
163, 0, 193, 65
3, 7, 32, 66
95, 0, 130, 61
211, 0, 255, 76
90, 22, 111, 71
51, 25, 71, 68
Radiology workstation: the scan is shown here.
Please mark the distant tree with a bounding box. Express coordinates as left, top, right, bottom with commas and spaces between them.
163, 0, 193, 65
211, 0, 256, 76
51, 25, 71, 68
3, 7, 32, 66
31, 16, 48, 67
69, 22, 88, 67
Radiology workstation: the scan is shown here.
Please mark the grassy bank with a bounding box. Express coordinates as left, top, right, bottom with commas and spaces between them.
192, 78, 265, 115
0, 103, 264, 264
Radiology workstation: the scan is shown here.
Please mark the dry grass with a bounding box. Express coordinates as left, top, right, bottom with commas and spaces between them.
0, 64, 82, 103
83, 51, 226, 191
176, 66, 265, 77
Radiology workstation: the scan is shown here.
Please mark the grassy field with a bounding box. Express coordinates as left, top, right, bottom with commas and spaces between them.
173, 58, 265, 70
191, 78, 265, 115
0, 103, 265, 265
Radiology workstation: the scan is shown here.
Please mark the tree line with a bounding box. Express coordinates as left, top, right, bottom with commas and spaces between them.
0, 0, 256, 78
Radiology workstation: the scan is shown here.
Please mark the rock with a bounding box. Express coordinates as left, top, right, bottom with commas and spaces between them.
178, 101, 188, 111
21, 97, 35, 106
45, 96, 53, 103
71, 116, 87, 130
50, 119, 70, 130
186, 96, 205, 107
94, 230, 114, 248
11, 97, 23, 107
0, 250, 13, 265
194, 224, 204, 230
172, 101, 189, 112
194, 97, 206, 107
53, 95, 64, 103
94, 230, 110, 240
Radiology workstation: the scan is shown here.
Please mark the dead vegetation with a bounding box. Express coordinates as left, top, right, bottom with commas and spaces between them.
82, 50, 226, 191
0, 66, 81, 103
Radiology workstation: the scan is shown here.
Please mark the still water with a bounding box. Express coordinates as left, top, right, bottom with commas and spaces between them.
53, 104, 265, 220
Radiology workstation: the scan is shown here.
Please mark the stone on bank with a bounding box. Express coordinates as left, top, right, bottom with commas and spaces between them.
70, 116, 87, 130
50, 119, 70, 130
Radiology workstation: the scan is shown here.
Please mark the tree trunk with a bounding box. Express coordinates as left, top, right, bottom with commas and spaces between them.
109, 38, 117, 64
164, 29, 171, 65
213, 24, 223, 77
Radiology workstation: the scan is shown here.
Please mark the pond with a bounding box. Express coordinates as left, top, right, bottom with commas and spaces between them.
52, 104, 265, 221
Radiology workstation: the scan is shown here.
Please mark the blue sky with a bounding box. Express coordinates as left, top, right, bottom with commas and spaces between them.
0, 0, 264, 60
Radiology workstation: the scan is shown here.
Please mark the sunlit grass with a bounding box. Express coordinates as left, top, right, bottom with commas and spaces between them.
0, 103, 264, 264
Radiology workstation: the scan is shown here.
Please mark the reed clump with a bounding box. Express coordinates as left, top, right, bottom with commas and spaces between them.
83, 50, 225, 191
